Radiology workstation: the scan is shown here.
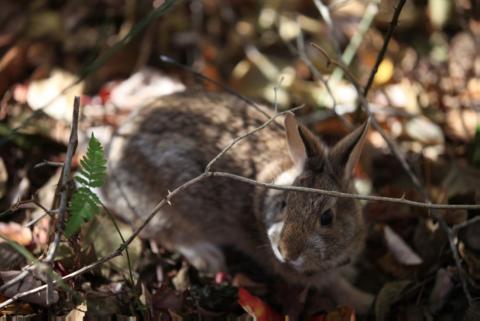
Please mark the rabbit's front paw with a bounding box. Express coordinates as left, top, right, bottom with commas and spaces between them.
177, 242, 225, 273
328, 275, 374, 314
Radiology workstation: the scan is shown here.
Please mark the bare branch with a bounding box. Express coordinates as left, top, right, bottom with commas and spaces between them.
205, 106, 303, 173
208, 172, 480, 210
34, 161, 64, 169
453, 216, 480, 233
363, 0, 407, 96
45, 97, 80, 263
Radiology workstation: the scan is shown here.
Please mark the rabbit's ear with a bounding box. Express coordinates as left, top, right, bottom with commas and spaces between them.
284, 113, 326, 168
329, 118, 370, 179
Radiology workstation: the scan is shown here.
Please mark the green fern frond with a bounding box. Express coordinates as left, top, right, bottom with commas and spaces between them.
65, 187, 101, 237
66, 134, 107, 237
75, 134, 106, 188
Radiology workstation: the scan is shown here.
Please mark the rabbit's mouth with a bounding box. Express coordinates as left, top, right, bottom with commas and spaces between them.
290, 254, 352, 276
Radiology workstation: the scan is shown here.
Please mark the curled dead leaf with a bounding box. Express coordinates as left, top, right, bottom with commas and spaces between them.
384, 225, 423, 266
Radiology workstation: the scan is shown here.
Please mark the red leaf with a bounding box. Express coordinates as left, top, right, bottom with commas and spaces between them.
238, 287, 284, 321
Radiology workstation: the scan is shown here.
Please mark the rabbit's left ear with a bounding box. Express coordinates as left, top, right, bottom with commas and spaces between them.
329, 118, 370, 179
284, 113, 327, 169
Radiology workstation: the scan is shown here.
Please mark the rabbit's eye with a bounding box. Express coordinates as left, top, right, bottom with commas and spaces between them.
320, 209, 334, 226
280, 200, 287, 209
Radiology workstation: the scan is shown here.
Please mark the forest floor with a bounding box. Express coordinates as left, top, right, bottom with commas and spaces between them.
0, 0, 479, 320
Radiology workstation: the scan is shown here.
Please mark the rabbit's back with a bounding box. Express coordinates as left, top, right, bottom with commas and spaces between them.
102, 90, 288, 251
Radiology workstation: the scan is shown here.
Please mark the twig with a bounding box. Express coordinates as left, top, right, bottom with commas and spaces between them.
45, 97, 80, 262
363, 0, 407, 96
273, 76, 284, 113
453, 216, 480, 233
311, 43, 362, 88
39, 97, 79, 305
207, 172, 480, 210
205, 106, 303, 173
101, 203, 135, 285
25, 212, 49, 227
0, 269, 31, 293
34, 161, 64, 169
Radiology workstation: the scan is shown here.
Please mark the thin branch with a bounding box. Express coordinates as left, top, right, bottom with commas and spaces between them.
45, 97, 80, 263
205, 106, 303, 173
363, 0, 407, 96
453, 216, 480, 233
0, 269, 31, 293
273, 76, 284, 113
101, 203, 135, 285
34, 161, 64, 169
37, 97, 79, 305
311, 43, 362, 88
207, 172, 480, 210
25, 212, 50, 227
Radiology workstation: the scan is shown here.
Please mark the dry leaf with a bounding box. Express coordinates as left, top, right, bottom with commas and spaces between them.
311, 306, 356, 321
405, 116, 444, 145
109, 67, 185, 110
238, 287, 283, 321
373, 58, 394, 86
26, 68, 84, 122
0, 294, 33, 315
0, 270, 59, 307
0, 222, 33, 246
429, 268, 453, 313
59, 303, 87, 321
384, 225, 423, 266
446, 108, 478, 141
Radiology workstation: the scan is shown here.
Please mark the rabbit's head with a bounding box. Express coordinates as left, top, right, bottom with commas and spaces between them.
268, 114, 369, 275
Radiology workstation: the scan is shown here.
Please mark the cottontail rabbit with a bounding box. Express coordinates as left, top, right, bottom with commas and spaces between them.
102, 90, 372, 313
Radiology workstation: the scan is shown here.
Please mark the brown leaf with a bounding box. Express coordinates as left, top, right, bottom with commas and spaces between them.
311, 306, 356, 321
150, 284, 184, 313
446, 108, 478, 141
0, 270, 59, 307
429, 268, 453, 313
404, 116, 444, 145
0, 222, 32, 246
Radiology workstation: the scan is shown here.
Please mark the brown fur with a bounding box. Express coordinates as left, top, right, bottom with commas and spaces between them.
102, 90, 372, 313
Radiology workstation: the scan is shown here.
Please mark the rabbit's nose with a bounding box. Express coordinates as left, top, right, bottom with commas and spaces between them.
277, 242, 300, 263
